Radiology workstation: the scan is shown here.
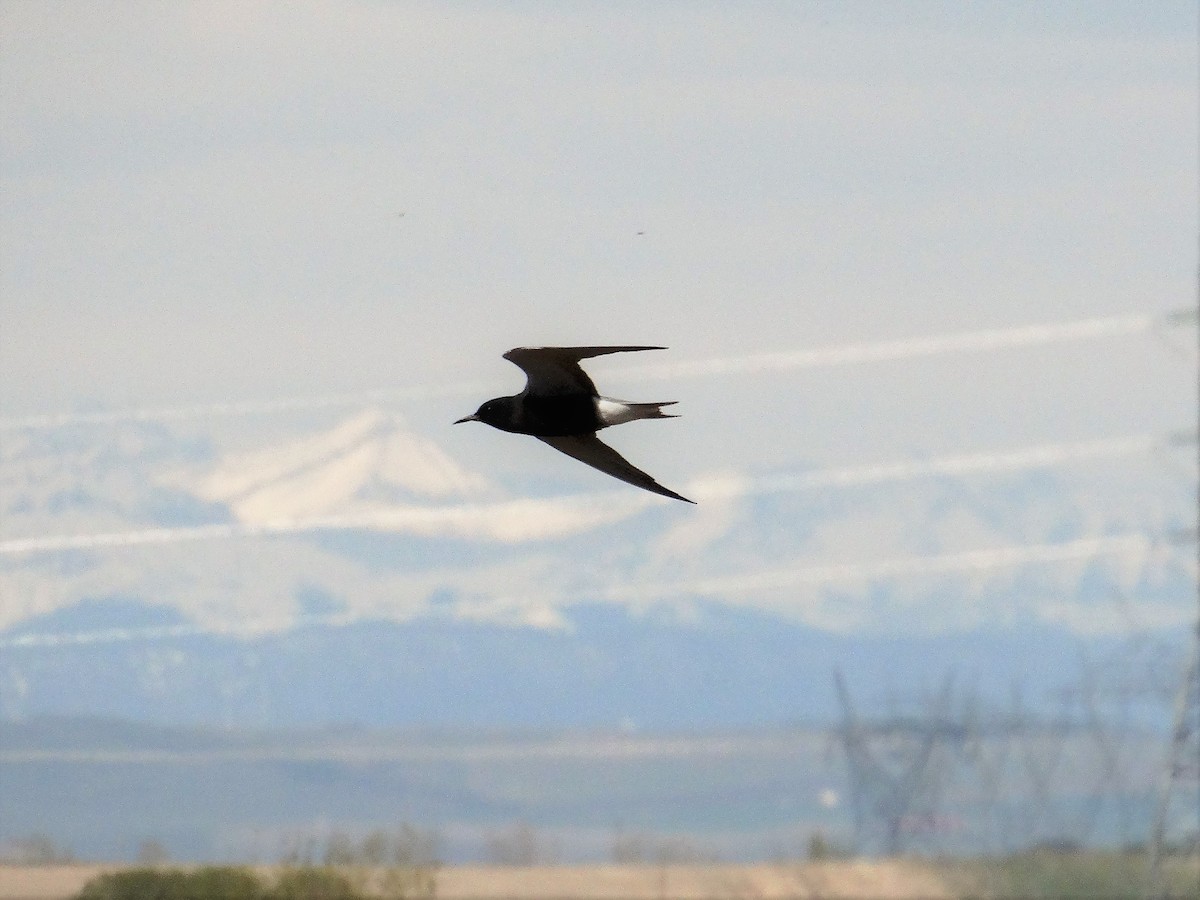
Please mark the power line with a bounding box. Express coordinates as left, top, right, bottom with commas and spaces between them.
0, 310, 1186, 432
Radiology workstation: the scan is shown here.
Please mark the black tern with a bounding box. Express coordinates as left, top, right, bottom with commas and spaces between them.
455, 346, 694, 503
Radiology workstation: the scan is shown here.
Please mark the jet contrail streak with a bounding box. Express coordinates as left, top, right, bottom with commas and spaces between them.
0, 510, 487, 554
0, 313, 1160, 430
0, 433, 1175, 556
0, 612, 362, 650
604, 534, 1158, 601
711, 434, 1160, 499
0, 382, 497, 431
617, 314, 1155, 381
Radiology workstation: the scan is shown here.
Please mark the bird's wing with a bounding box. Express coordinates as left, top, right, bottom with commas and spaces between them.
503, 346, 664, 397
537, 434, 694, 503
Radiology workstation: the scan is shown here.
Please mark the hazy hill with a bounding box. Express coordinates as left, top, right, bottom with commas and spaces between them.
0, 410, 1191, 733
4, 596, 1171, 729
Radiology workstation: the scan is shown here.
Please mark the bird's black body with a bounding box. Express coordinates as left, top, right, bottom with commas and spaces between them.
472, 394, 601, 437
523, 394, 603, 436
456, 346, 693, 503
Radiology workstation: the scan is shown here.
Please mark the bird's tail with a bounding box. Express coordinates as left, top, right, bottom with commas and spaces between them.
629, 401, 679, 419
596, 397, 679, 427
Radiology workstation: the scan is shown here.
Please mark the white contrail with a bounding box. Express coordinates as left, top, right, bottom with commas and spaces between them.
0, 381, 497, 431
617, 313, 1156, 381
0, 611, 362, 650
708, 434, 1160, 499
0, 313, 1160, 430
0, 497, 640, 554
0, 509, 492, 554
604, 534, 1157, 601
0, 433, 1170, 556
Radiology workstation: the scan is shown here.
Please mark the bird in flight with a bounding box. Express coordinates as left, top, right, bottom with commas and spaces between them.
455, 346, 694, 503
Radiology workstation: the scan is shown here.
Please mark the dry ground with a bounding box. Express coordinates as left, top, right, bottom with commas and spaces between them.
0, 861, 957, 900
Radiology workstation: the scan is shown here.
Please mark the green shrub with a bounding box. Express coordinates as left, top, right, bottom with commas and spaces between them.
282, 826, 440, 899
266, 867, 361, 900
189, 868, 268, 900
956, 850, 1200, 900
72, 833, 440, 900
75, 867, 264, 900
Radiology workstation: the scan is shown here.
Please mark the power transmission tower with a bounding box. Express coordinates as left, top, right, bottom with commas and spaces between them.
1142, 620, 1200, 899
833, 669, 969, 855
1142, 291, 1200, 898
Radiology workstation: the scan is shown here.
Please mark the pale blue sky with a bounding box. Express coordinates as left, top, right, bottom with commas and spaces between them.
1, 2, 1196, 478
0, 2, 1197, 643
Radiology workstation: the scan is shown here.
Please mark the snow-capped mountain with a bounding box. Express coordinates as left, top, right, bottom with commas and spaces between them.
0, 408, 1193, 726
0, 410, 652, 633
165, 409, 491, 518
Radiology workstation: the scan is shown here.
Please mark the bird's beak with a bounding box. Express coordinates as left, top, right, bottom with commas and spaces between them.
454, 414, 479, 424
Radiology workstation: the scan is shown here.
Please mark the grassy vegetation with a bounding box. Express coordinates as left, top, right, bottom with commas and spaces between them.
73, 865, 439, 900
281, 826, 439, 898
268, 867, 362, 900
73, 829, 440, 900
76, 867, 268, 900
58, 851, 1200, 900
947, 850, 1200, 899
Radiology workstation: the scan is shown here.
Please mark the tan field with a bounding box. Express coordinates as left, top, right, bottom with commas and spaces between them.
0, 861, 958, 900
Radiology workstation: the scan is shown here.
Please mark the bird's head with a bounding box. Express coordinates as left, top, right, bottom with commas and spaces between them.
454, 396, 515, 429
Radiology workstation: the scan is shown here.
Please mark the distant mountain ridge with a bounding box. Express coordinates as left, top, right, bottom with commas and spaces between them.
0, 595, 1183, 729
0, 409, 1192, 730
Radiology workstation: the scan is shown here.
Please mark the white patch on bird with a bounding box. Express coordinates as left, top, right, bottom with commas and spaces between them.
594, 397, 642, 427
